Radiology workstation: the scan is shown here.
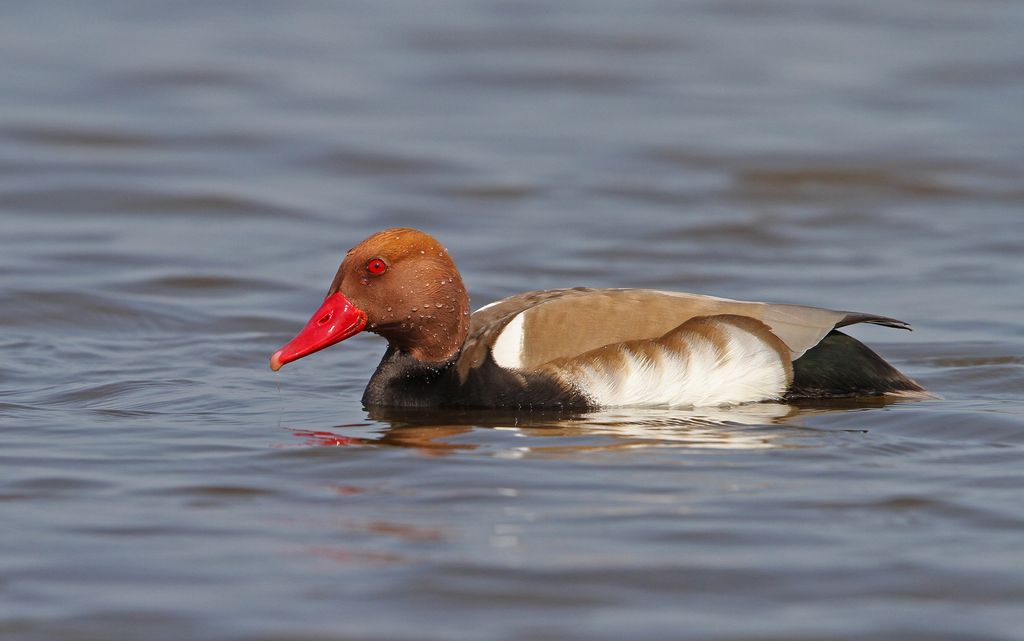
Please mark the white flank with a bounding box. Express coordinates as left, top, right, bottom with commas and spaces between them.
491, 311, 525, 369
570, 324, 788, 407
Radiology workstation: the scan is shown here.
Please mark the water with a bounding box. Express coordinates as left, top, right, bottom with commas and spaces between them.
2, 2, 1023, 640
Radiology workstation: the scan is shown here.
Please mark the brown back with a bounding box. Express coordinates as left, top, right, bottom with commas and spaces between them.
456, 288, 902, 380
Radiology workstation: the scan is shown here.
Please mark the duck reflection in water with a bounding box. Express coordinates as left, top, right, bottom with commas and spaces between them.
289, 396, 917, 454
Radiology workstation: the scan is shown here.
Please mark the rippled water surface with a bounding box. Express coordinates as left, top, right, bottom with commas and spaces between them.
3, 2, 1024, 640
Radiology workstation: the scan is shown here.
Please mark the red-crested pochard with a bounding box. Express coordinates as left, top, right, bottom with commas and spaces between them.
271, 228, 925, 408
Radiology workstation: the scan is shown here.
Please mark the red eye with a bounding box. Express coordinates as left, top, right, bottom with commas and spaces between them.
366, 258, 387, 275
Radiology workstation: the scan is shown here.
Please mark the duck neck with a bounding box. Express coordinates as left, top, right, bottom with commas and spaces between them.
376, 282, 470, 363
382, 321, 466, 363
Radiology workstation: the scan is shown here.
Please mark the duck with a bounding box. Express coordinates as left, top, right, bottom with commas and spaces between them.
270, 227, 925, 408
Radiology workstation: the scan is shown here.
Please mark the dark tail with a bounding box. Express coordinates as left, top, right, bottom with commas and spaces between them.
785, 330, 926, 399
837, 312, 913, 331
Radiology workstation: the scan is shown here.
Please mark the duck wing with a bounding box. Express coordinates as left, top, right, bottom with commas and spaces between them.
458, 288, 909, 375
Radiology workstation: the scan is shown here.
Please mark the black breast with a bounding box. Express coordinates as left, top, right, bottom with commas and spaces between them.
361, 347, 592, 409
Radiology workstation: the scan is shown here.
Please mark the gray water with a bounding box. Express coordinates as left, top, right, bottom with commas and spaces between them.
2, 2, 1024, 640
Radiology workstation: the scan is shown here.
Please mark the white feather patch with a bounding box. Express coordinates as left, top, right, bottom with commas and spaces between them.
565, 323, 788, 407
474, 300, 501, 313
491, 311, 525, 369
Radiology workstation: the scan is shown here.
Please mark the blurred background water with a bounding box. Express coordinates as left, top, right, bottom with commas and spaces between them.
2, 1, 1023, 640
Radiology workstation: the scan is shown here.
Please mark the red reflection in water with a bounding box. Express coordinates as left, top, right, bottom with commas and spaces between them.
291, 428, 367, 447
304, 546, 405, 565
329, 485, 364, 495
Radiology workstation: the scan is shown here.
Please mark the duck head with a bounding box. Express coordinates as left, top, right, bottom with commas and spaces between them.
270, 227, 470, 370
